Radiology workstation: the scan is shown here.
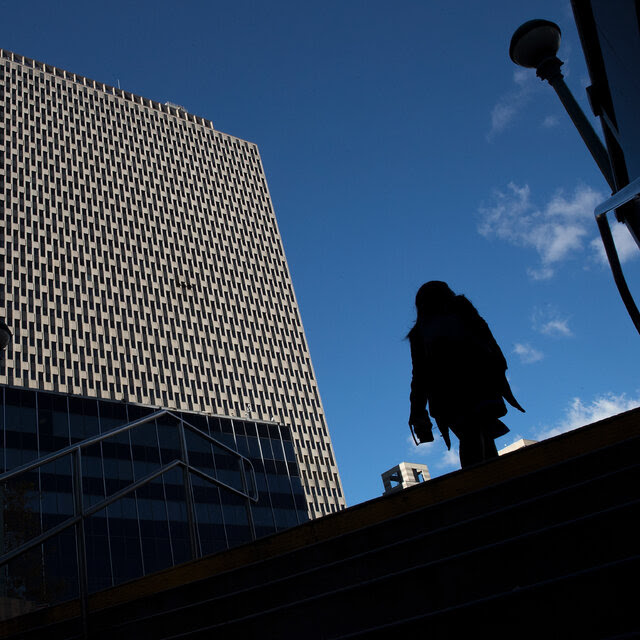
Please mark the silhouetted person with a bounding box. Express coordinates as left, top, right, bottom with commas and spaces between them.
407, 281, 524, 468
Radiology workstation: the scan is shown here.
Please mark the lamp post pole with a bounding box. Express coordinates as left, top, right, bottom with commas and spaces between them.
535, 57, 615, 190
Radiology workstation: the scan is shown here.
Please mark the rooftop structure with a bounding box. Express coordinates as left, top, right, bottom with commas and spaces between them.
381, 462, 430, 495
499, 438, 538, 456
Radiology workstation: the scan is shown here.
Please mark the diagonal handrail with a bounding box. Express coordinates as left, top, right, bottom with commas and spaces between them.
0, 456, 258, 569
0, 459, 181, 568
0, 408, 258, 501
0, 408, 260, 637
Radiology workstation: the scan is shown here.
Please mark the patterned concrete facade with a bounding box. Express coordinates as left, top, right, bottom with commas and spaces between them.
0, 48, 345, 517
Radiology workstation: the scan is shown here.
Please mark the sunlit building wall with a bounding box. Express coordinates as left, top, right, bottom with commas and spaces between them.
0, 48, 345, 518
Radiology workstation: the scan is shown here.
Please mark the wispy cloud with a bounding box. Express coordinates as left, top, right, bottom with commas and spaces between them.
541, 114, 560, 128
489, 103, 517, 138
537, 392, 640, 440
540, 319, 572, 337
488, 36, 575, 141
513, 342, 544, 364
527, 266, 555, 281
437, 449, 460, 470
487, 70, 536, 141
407, 434, 434, 456
590, 221, 640, 265
406, 434, 459, 471
478, 182, 604, 279
532, 306, 573, 338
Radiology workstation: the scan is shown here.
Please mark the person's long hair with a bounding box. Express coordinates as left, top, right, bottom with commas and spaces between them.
407, 281, 478, 340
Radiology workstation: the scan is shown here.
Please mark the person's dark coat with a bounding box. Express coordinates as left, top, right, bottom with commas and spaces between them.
408, 295, 523, 449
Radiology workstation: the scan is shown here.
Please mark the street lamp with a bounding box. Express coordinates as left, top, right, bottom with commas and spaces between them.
510, 19, 640, 336
509, 19, 614, 189
509, 19, 561, 69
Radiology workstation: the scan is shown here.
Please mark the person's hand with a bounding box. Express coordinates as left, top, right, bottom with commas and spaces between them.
409, 412, 434, 443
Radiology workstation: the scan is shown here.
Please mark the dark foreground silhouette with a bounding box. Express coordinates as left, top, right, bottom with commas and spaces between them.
408, 281, 524, 468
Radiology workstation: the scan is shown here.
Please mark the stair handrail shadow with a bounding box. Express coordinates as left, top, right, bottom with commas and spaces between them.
0, 408, 259, 637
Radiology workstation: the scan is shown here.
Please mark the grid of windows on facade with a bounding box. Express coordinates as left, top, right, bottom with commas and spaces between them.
0, 386, 308, 604
0, 48, 345, 517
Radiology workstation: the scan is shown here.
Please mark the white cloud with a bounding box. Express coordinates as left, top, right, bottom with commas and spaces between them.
590, 221, 640, 265
487, 70, 537, 140
478, 182, 604, 278
527, 266, 554, 281
407, 433, 435, 456
490, 103, 517, 137
537, 392, 640, 440
532, 306, 573, 338
488, 38, 575, 140
512, 68, 530, 88
513, 342, 544, 364
406, 434, 460, 470
541, 114, 560, 128
437, 448, 460, 470
540, 319, 572, 337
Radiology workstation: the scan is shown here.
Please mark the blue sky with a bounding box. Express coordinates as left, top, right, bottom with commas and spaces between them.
2, 1, 639, 507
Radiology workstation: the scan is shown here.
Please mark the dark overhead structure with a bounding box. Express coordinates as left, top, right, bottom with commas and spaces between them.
510, 4, 640, 335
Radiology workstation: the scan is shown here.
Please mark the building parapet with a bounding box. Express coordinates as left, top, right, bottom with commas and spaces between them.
0, 48, 216, 130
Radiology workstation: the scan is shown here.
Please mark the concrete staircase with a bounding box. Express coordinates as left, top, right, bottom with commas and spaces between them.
1, 408, 638, 639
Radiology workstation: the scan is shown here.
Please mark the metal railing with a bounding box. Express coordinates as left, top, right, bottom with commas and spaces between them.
594, 175, 640, 335
0, 408, 259, 636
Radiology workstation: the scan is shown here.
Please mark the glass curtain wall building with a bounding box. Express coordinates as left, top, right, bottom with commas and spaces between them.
0, 386, 307, 603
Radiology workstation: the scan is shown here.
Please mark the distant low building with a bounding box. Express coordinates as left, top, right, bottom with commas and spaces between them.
381, 462, 430, 495
499, 438, 538, 456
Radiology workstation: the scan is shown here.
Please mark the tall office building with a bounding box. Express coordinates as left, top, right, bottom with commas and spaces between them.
0, 48, 345, 520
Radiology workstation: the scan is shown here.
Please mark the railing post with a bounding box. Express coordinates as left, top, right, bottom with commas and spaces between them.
240, 459, 257, 541
178, 418, 199, 560
72, 449, 89, 639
